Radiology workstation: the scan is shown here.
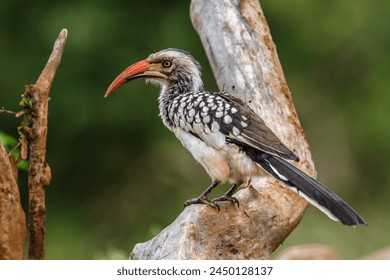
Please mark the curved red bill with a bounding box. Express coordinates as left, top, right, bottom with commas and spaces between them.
104, 59, 149, 97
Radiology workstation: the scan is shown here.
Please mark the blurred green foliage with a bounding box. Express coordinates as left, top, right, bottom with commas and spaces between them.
0, 129, 28, 170
1, 0, 389, 259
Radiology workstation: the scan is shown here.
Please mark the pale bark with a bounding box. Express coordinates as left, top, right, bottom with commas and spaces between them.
130, 0, 314, 259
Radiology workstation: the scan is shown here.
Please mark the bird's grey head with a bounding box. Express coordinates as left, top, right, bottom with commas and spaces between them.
104, 48, 204, 98
146, 48, 203, 93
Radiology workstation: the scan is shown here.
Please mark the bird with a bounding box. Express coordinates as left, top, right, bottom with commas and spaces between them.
104, 48, 367, 226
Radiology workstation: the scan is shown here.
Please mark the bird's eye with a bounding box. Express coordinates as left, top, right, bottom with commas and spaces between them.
162, 60, 172, 68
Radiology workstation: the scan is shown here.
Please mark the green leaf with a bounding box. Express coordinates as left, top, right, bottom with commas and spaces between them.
16, 159, 28, 171
0, 130, 28, 170
0, 130, 18, 150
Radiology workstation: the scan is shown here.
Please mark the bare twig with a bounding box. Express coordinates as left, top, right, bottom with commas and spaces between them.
0, 107, 17, 115
25, 29, 67, 260
7, 141, 21, 157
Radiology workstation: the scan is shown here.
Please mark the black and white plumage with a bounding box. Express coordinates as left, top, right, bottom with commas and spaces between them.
105, 48, 366, 226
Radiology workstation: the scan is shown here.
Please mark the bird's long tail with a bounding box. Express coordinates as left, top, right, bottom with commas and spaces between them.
256, 154, 367, 226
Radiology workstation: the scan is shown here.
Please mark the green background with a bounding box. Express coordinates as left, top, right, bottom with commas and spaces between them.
1, 0, 389, 259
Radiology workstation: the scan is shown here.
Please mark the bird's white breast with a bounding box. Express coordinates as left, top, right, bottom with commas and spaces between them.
172, 128, 262, 184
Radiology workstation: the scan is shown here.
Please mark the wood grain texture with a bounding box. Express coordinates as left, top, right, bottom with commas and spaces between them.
0, 145, 26, 259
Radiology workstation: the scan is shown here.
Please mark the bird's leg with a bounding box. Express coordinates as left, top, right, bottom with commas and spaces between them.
184, 181, 220, 210
212, 183, 240, 207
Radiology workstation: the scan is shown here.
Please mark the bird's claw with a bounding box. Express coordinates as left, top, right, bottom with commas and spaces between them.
184, 197, 220, 211
212, 195, 240, 207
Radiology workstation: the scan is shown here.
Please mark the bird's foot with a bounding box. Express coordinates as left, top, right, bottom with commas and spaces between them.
184, 197, 220, 211
212, 195, 240, 207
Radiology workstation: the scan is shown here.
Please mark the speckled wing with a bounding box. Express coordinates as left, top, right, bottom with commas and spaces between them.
168, 91, 299, 161
168, 91, 227, 149
217, 93, 299, 161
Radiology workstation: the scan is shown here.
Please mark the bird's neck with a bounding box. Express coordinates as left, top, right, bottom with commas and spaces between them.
158, 72, 204, 109
158, 74, 204, 130
167, 71, 204, 94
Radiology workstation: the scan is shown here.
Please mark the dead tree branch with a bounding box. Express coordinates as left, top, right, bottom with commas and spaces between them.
25, 29, 67, 260
0, 144, 26, 259
130, 0, 314, 259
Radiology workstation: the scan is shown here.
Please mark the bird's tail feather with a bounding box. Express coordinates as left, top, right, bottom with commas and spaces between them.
256, 154, 367, 226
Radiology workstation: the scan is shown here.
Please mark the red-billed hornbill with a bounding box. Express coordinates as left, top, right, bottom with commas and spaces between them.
105, 48, 366, 226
